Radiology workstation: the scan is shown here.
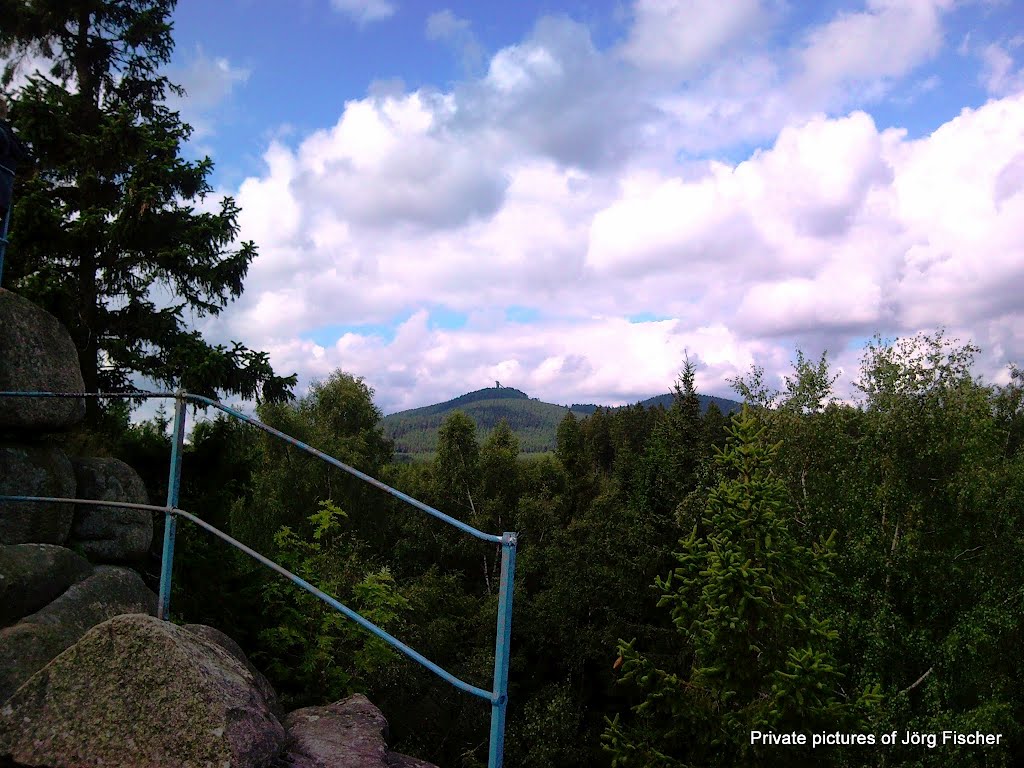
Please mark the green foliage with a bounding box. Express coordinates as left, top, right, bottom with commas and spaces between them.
387, 394, 588, 455
603, 407, 877, 768
1, 0, 294, 416
233, 371, 393, 553
479, 418, 521, 531
555, 410, 584, 475
724, 335, 1024, 767
633, 358, 706, 521
257, 500, 409, 709
434, 410, 481, 519
512, 682, 585, 768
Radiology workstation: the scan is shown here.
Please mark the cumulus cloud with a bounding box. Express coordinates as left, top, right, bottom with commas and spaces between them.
288, 90, 508, 231
260, 313, 768, 415
426, 9, 469, 41
187, 5, 1023, 413
619, 0, 771, 75
207, 88, 1024, 411
793, 0, 953, 105
454, 16, 661, 170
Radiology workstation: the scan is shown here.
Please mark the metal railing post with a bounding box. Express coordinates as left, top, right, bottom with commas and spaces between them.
157, 391, 186, 620
488, 532, 517, 768
0, 163, 14, 286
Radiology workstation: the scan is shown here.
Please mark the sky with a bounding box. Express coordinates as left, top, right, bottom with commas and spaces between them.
15, 0, 1024, 415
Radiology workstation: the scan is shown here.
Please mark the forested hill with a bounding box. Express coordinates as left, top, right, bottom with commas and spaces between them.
381, 386, 742, 457
569, 392, 743, 416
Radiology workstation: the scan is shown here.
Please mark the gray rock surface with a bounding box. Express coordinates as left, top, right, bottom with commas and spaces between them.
0, 613, 285, 768
69, 456, 153, 562
0, 544, 92, 627
0, 443, 76, 545
0, 565, 155, 703
283, 695, 438, 768
0, 288, 85, 431
184, 623, 284, 721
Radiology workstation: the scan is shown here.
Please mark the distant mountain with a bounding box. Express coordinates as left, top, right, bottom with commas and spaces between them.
381, 386, 742, 458
570, 392, 743, 416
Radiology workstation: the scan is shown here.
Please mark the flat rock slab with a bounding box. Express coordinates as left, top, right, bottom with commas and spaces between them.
283, 695, 438, 768
0, 288, 85, 431
0, 613, 285, 768
0, 565, 155, 703
0, 544, 92, 627
0, 443, 76, 545
69, 456, 153, 562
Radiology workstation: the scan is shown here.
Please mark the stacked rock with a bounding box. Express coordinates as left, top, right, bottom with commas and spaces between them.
0, 287, 157, 702
0, 287, 154, 559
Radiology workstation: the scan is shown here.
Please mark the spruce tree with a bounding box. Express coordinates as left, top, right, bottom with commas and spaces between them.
0, 0, 295, 416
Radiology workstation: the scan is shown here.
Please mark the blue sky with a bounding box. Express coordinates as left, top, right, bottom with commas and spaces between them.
167, 0, 1015, 167
167, 0, 1021, 181
20, 0, 1024, 415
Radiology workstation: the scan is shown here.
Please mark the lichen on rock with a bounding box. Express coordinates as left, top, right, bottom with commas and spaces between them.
0, 544, 92, 627
0, 443, 76, 545
0, 566, 156, 704
69, 456, 153, 562
0, 288, 85, 431
0, 613, 285, 768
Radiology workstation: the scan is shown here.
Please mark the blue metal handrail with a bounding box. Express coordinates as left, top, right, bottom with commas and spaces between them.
0, 389, 517, 768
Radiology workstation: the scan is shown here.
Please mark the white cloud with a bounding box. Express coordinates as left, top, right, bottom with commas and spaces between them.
260, 313, 767, 414
426, 9, 470, 41
205, 88, 1024, 412
1, 50, 58, 92
330, 0, 396, 25
166, 6, 1023, 414
793, 0, 954, 106
980, 43, 1024, 96
168, 46, 250, 141
619, 0, 770, 75
454, 16, 661, 170
7, 2, 1017, 418
642, 0, 960, 155
175, 47, 250, 108
289, 90, 509, 231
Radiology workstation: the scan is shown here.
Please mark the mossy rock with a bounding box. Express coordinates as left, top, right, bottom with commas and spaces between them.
0, 288, 85, 432
0, 443, 76, 545
0, 613, 285, 767
0, 566, 155, 704
69, 457, 153, 563
0, 544, 92, 627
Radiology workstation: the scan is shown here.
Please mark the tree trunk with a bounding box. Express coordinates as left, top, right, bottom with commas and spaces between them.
76, 252, 100, 421
74, 7, 101, 423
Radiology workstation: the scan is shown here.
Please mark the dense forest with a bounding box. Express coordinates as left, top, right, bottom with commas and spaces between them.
89, 335, 1023, 767
382, 385, 741, 459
